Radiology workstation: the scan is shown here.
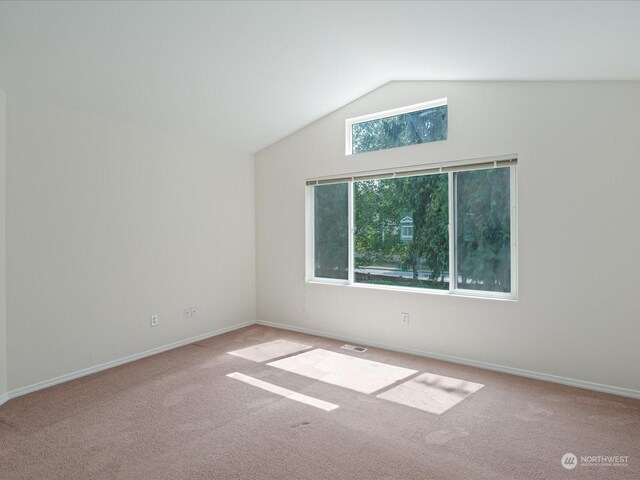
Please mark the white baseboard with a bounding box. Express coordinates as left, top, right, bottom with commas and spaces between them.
2, 320, 255, 405
3, 318, 638, 409
256, 319, 640, 400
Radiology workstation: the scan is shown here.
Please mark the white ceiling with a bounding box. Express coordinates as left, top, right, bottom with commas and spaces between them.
1, 1, 639, 154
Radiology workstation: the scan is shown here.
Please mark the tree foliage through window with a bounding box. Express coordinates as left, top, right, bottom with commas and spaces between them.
351, 105, 447, 154
354, 175, 449, 289
313, 100, 512, 294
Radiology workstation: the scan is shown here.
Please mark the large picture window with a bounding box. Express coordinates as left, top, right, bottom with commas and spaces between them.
307, 158, 517, 298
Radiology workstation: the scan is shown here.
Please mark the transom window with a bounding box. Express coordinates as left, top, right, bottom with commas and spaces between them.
346, 98, 448, 155
306, 157, 517, 299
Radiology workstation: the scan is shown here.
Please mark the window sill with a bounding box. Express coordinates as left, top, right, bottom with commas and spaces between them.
306, 279, 518, 302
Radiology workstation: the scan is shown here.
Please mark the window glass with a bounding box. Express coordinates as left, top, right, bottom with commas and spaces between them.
314, 183, 349, 279
354, 174, 449, 289
351, 105, 447, 154
455, 168, 511, 292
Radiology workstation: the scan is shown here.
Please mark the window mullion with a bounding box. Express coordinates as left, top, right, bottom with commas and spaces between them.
306, 185, 314, 281
448, 171, 456, 291
348, 181, 355, 285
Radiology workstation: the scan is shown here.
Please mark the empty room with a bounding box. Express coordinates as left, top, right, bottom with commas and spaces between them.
0, 1, 639, 479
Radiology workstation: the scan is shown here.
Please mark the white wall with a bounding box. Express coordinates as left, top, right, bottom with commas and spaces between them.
0, 88, 6, 399
256, 81, 640, 394
6, 94, 255, 391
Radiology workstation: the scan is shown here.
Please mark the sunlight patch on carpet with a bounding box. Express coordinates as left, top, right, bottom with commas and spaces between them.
226, 372, 339, 411
227, 339, 312, 362
267, 349, 417, 394
377, 372, 484, 414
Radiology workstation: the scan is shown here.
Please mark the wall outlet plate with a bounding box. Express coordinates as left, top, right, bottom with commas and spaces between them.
183, 308, 191, 320
150, 315, 159, 327
401, 312, 410, 325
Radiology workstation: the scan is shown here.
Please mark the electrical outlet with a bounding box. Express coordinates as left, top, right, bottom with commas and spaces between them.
150, 315, 159, 327
401, 312, 410, 325
191, 306, 197, 318
183, 308, 191, 320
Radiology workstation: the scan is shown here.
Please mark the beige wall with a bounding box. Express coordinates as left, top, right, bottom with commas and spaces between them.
256, 81, 640, 394
0, 88, 6, 398
6, 94, 255, 391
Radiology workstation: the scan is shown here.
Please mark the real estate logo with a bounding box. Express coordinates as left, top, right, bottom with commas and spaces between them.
561, 453, 577, 470
561, 452, 629, 470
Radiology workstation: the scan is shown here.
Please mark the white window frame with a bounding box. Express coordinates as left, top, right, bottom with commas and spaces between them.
305, 156, 518, 300
400, 225, 414, 240
345, 97, 448, 156
449, 164, 519, 299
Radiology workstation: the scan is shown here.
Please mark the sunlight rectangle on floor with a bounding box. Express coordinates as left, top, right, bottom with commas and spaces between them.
267, 349, 417, 394
227, 339, 312, 362
226, 372, 339, 412
376, 372, 484, 414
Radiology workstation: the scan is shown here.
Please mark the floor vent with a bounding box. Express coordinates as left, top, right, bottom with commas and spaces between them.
341, 344, 367, 353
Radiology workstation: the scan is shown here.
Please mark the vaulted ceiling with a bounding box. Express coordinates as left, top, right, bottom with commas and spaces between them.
1, 1, 638, 154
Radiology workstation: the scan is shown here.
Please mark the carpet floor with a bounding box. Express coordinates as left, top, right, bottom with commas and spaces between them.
1, 324, 638, 479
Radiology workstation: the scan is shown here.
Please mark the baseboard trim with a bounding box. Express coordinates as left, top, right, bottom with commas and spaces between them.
4, 318, 638, 406
3, 320, 255, 404
256, 319, 640, 400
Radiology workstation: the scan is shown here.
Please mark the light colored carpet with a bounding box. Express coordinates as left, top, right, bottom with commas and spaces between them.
1, 324, 639, 479
267, 348, 417, 394
377, 372, 484, 414
227, 338, 311, 362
